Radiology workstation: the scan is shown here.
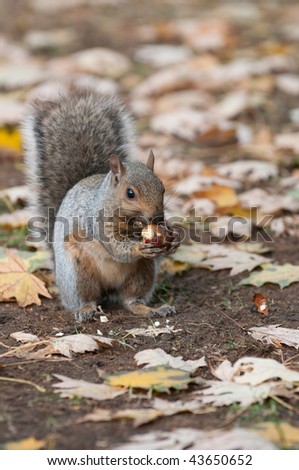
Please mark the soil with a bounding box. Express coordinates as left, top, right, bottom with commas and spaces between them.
1, 0, 299, 450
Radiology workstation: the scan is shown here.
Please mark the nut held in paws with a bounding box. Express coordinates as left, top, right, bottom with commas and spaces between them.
141, 224, 168, 246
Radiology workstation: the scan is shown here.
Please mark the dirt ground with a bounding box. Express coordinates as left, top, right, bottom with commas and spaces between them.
1, 0, 299, 450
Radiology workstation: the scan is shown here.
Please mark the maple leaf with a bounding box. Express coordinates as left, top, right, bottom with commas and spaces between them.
239, 263, 299, 288
117, 427, 276, 450
53, 374, 126, 401
198, 244, 270, 276
249, 326, 299, 350
135, 348, 206, 372
0, 251, 51, 307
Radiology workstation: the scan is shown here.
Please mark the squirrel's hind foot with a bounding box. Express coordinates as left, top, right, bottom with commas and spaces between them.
125, 300, 176, 317
150, 304, 176, 318
75, 305, 97, 322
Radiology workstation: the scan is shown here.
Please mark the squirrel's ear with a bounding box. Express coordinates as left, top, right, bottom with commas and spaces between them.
146, 150, 155, 172
109, 154, 124, 184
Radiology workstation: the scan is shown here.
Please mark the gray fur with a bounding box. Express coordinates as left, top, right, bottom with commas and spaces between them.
22, 86, 136, 241
23, 87, 177, 321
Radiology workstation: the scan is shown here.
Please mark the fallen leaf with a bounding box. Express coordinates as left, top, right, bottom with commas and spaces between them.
0, 248, 51, 273
239, 188, 299, 214
0, 185, 31, 205
253, 293, 269, 315
2, 436, 46, 450
249, 325, 299, 350
0, 208, 34, 229
170, 244, 206, 266
117, 427, 276, 450
0, 62, 46, 90
52, 47, 131, 78
134, 44, 192, 68
135, 348, 206, 372
0, 100, 26, 126
195, 184, 239, 208
276, 74, 299, 95
175, 175, 239, 196
0, 251, 51, 307
10, 331, 40, 343
216, 160, 278, 182
105, 366, 193, 392
52, 334, 114, 358
236, 242, 271, 254
0, 127, 22, 152
194, 381, 276, 407
53, 374, 126, 400
24, 28, 77, 51
198, 244, 271, 276
275, 132, 299, 154
229, 356, 299, 386
209, 215, 252, 239
239, 263, 299, 289
211, 90, 249, 119
192, 356, 299, 408
78, 397, 206, 428
125, 325, 180, 338
255, 422, 299, 449
150, 109, 219, 142
4, 333, 114, 360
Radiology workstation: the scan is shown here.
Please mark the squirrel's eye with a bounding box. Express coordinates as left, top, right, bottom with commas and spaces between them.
127, 187, 135, 199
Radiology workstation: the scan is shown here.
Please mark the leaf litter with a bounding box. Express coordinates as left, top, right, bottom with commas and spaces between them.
2, 0, 299, 450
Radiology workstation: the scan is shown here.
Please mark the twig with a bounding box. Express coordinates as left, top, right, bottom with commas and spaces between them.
0, 376, 45, 392
269, 395, 299, 412
217, 310, 246, 331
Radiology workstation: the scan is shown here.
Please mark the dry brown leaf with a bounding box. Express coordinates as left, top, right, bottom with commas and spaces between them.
135, 348, 206, 372
275, 132, 299, 153
249, 325, 299, 350
10, 331, 40, 343
53, 374, 126, 400
117, 427, 276, 450
216, 160, 278, 182
78, 397, 205, 428
239, 188, 299, 214
198, 244, 270, 276
125, 325, 180, 338
0, 251, 51, 307
52, 334, 114, 358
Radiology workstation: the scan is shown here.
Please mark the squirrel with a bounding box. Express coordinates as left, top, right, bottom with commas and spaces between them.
22, 85, 180, 322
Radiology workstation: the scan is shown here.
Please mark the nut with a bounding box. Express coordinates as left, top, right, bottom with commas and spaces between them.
141, 224, 168, 246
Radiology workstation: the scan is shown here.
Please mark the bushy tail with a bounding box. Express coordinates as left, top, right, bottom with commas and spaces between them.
22, 85, 135, 242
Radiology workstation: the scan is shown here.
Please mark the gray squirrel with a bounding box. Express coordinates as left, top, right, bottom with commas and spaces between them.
22, 85, 180, 322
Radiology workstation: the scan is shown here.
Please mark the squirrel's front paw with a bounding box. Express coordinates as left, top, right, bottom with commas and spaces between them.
139, 242, 167, 259
75, 305, 97, 322
150, 304, 176, 317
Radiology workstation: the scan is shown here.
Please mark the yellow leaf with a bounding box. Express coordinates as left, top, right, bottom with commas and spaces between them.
158, 257, 189, 274
0, 127, 22, 152
0, 251, 51, 307
239, 263, 299, 289
254, 422, 299, 449
0, 248, 51, 273
3, 436, 46, 450
105, 366, 192, 392
195, 184, 239, 208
